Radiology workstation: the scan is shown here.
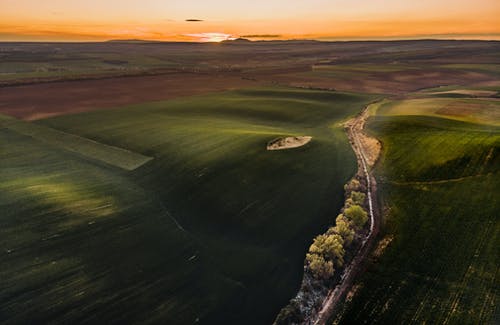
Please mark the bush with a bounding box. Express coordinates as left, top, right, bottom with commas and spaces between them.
344, 204, 368, 229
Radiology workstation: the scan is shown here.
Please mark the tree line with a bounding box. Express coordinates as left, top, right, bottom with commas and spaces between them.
306, 179, 368, 279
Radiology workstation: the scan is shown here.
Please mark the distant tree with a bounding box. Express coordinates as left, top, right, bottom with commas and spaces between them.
350, 191, 366, 205
344, 204, 368, 229
306, 253, 334, 279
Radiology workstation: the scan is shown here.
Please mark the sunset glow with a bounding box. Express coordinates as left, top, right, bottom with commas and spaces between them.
1, 0, 500, 41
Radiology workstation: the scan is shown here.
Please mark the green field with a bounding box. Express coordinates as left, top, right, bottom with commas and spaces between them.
335, 96, 499, 324
2, 40, 500, 324
1, 87, 376, 324
0, 51, 182, 81
0, 116, 152, 170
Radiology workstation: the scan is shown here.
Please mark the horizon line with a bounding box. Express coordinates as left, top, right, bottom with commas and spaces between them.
1, 35, 500, 43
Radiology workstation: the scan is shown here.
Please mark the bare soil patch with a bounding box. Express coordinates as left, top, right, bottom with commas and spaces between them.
0, 73, 258, 120
267, 136, 312, 150
263, 69, 495, 95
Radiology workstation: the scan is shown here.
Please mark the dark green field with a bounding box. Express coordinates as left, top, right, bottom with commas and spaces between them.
335, 95, 499, 324
0, 87, 376, 324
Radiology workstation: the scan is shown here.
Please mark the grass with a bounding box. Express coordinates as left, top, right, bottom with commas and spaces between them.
0, 128, 194, 324
0, 116, 152, 170
335, 99, 499, 324
0, 53, 183, 81
1, 87, 376, 324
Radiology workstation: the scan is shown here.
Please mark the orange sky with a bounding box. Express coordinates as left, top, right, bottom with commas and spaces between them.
1, 0, 500, 41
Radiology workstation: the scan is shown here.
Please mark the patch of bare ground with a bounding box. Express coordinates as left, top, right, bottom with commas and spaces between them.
267, 136, 312, 150
371, 235, 394, 259
0, 73, 259, 120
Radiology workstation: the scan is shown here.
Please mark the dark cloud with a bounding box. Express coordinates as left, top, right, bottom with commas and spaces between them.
185, 19, 204, 22
240, 34, 281, 38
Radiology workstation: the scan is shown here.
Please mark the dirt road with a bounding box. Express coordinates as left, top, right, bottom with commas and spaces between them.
311, 102, 382, 325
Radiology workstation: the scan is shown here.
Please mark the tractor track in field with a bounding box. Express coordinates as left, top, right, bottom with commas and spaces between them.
311, 101, 382, 325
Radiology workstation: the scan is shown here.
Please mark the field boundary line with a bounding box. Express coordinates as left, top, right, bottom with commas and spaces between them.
1, 118, 153, 170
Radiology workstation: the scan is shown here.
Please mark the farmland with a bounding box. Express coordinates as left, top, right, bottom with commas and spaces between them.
1, 40, 499, 324
1, 87, 376, 324
1, 40, 500, 121
334, 94, 499, 324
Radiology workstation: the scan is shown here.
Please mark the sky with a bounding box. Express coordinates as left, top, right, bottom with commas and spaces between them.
1, 0, 500, 42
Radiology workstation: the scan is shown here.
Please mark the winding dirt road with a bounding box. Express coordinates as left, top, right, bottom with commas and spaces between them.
311, 102, 382, 325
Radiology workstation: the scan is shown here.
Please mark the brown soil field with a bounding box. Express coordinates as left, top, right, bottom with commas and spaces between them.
0, 73, 258, 120
263, 69, 494, 94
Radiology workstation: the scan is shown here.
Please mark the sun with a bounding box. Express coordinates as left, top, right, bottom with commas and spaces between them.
186, 32, 236, 42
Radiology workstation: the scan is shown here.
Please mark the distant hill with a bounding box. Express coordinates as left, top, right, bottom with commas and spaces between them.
221, 38, 252, 43
106, 39, 162, 43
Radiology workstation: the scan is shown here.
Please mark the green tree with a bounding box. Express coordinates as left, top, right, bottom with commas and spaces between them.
333, 215, 355, 245
345, 197, 355, 208
306, 253, 334, 279
326, 234, 345, 267
344, 204, 368, 229
344, 179, 360, 192
350, 191, 366, 205
309, 234, 345, 267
